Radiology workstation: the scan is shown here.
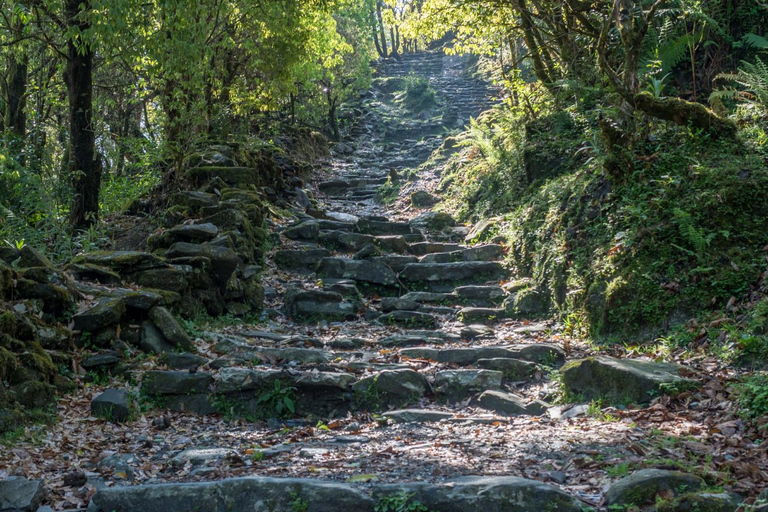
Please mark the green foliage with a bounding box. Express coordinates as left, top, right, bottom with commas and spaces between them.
375, 493, 434, 512
256, 380, 297, 418
736, 372, 768, 422
397, 75, 437, 113
290, 492, 309, 512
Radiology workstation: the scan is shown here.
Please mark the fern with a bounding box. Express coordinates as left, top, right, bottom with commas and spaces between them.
673, 208, 713, 256
711, 56, 768, 110
741, 33, 768, 50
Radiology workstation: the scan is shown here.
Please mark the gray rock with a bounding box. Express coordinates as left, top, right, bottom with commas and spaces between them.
657, 492, 742, 512
380, 297, 421, 312
148, 307, 194, 351
379, 334, 441, 348
293, 372, 355, 390
159, 352, 209, 370
142, 371, 214, 395
140, 321, 174, 354
434, 370, 503, 401
460, 324, 495, 339
370, 255, 419, 272
410, 212, 455, 230
373, 475, 584, 512
215, 367, 283, 394
410, 190, 438, 207
400, 291, 454, 303
353, 369, 430, 408
476, 358, 536, 379
0, 478, 45, 512
374, 236, 409, 254
284, 221, 320, 240
377, 311, 437, 329
87, 477, 375, 512
506, 343, 566, 365
357, 219, 413, 235
399, 261, 505, 283
458, 307, 506, 324
605, 469, 704, 506
164, 394, 216, 415
454, 285, 505, 301
399, 346, 519, 365
81, 353, 120, 371
562, 356, 698, 404
318, 231, 375, 252
273, 249, 331, 270
408, 242, 462, 255
284, 288, 361, 321
18, 246, 53, 268
461, 245, 504, 261
317, 258, 397, 286
91, 388, 132, 422
170, 447, 239, 467
72, 251, 166, 275
464, 218, 498, 242
383, 409, 453, 423
475, 390, 547, 416
148, 223, 219, 250
73, 298, 126, 333
165, 242, 239, 285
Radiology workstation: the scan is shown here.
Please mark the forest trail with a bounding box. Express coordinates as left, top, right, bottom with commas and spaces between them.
4, 52, 764, 512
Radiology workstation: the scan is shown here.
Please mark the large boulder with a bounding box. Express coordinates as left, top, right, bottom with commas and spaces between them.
561, 356, 698, 404
605, 469, 704, 506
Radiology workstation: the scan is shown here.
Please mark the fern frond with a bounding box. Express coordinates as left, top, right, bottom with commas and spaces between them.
742, 33, 768, 50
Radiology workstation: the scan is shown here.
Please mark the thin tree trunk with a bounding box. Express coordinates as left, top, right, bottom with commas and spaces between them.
371, 10, 384, 57
376, 2, 388, 57
5, 53, 28, 139
65, 0, 99, 229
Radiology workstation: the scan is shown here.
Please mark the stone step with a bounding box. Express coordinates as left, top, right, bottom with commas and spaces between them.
398, 261, 506, 289
399, 343, 565, 366
86, 475, 585, 512
419, 244, 504, 263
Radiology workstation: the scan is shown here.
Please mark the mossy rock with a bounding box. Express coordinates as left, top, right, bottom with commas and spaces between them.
0, 261, 15, 300
73, 251, 166, 275
605, 469, 704, 507
656, 492, 742, 512
561, 356, 698, 405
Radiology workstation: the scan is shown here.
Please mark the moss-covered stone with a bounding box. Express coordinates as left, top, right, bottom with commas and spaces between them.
185, 166, 261, 187
561, 356, 698, 404
605, 469, 704, 507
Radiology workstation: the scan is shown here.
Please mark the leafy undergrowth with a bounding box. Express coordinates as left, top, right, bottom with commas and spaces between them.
436, 105, 768, 342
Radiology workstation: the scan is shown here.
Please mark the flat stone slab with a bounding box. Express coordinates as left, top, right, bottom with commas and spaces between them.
317, 258, 397, 286
377, 311, 437, 329
562, 356, 698, 404
169, 447, 240, 467
87, 475, 584, 512
399, 261, 505, 283
383, 409, 454, 423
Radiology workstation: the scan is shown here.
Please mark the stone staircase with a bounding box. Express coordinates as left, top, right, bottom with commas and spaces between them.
27, 51, 719, 512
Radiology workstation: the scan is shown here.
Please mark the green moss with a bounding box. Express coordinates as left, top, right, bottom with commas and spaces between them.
0, 347, 18, 380
438, 107, 768, 340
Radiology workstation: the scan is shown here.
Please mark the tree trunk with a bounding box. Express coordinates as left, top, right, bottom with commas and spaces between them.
65, 0, 99, 229
371, 10, 384, 57
376, 2, 388, 57
5, 53, 28, 139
